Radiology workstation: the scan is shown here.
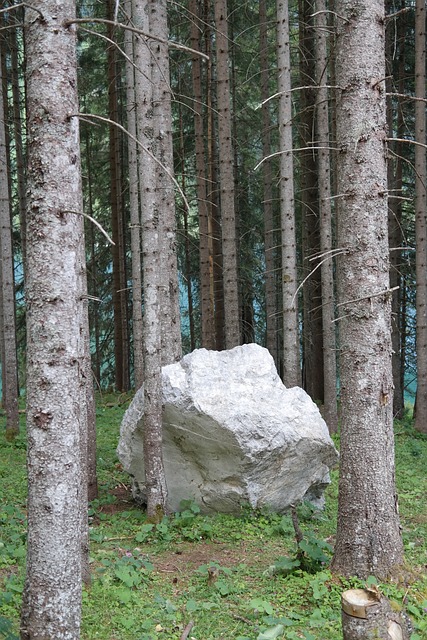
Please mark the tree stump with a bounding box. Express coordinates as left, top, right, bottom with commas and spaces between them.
341, 589, 411, 640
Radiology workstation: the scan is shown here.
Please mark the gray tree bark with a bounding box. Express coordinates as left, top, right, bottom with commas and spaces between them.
21, 0, 88, 636
331, 0, 404, 578
125, 0, 144, 389
315, 0, 338, 432
214, 0, 241, 349
277, 0, 300, 386
9, 15, 27, 276
299, 0, 323, 403
0, 44, 19, 442
107, 0, 130, 391
133, 0, 169, 519
260, 0, 279, 368
414, 0, 427, 433
149, 0, 182, 365
385, 0, 405, 420
190, 0, 216, 350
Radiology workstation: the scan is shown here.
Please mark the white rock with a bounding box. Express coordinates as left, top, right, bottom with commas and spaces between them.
117, 344, 338, 514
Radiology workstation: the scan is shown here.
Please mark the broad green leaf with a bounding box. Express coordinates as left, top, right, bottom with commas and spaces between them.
257, 624, 284, 639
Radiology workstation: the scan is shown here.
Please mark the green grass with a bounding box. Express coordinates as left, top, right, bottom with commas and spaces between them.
1, 399, 427, 640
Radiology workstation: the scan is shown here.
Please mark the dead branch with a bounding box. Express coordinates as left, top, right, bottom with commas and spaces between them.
63, 17, 209, 60
180, 621, 194, 640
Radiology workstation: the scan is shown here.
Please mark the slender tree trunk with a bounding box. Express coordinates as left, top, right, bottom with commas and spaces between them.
178, 108, 196, 351
9, 14, 27, 275
414, 0, 427, 433
133, 0, 168, 519
125, 0, 144, 389
386, 1, 404, 420
0, 44, 19, 441
84, 127, 102, 386
299, 0, 323, 402
331, 0, 403, 578
149, 0, 182, 364
21, 0, 88, 635
214, 0, 241, 349
205, 7, 225, 350
107, 1, 130, 391
260, 0, 279, 367
190, 0, 216, 349
315, 0, 338, 432
277, 0, 300, 386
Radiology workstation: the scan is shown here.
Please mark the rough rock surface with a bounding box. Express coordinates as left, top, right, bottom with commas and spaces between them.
117, 344, 338, 514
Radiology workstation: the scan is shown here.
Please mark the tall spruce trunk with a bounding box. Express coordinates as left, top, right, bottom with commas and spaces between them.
315, 0, 338, 432
149, 0, 182, 365
331, 0, 404, 578
107, 2, 130, 391
214, 0, 241, 349
21, 0, 88, 636
133, 0, 168, 518
260, 0, 279, 368
299, 0, 324, 403
9, 16, 27, 276
414, 0, 427, 433
277, 0, 300, 386
0, 45, 19, 441
385, 0, 405, 420
190, 0, 216, 349
124, 0, 144, 389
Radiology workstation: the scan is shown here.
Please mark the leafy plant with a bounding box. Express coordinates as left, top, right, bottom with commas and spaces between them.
0, 615, 19, 640
96, 552, 153, 590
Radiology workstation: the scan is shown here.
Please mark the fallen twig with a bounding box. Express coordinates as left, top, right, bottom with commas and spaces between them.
180, 620, 194, 640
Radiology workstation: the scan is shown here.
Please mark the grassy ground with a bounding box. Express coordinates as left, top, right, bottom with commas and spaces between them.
1, 396, 426, 640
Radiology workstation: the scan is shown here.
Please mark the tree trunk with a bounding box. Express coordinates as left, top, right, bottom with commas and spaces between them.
21, 0, 87, 635
341, 589, 411, 639
107, 1, 130, 391
260, 0, 279, 367
299, 0, 324, 403
386, 0, 405, 420
178, 108, 196, 352
0, 43, 20, 442
9, 12, 27, 276
124, 0, 144, 389
149, 0, 182, 365
214, 0, 241, 349
190, 0, 216, 349
331, 0, 404, 578
277, 0, 300, 387
133, 0, 169, 519
315, 0, 338, 432
84, 127, 102, 386
414, 0, 427, 433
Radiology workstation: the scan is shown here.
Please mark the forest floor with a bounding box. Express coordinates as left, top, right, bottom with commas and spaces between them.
1, 395, 426, 640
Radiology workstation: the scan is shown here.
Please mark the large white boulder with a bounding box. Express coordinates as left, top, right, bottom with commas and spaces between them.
117, 344, 338, 514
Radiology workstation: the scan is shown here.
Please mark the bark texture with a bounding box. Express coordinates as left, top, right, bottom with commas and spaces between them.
107, 1, 130, 391
414, 0, 427, 433
21, 0, 87, 636
149, 0, 182, 365
341, 589, 411, 640
299, 0, 323, 403
331, 0, 404, 578
315, 0, 338, 432
214, 0, 241, 349
125, 0, 144, 389
0, 45, 19, 441
260, 0, 278, 367
133, 0, 169, 518
277, 0, 300, 386
190, 0, 216, 349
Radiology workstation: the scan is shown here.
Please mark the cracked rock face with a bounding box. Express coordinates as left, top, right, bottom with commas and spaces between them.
117, 344, 339, 514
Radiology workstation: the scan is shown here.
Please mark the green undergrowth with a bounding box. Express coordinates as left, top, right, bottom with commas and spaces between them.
1, 398, 426, 639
